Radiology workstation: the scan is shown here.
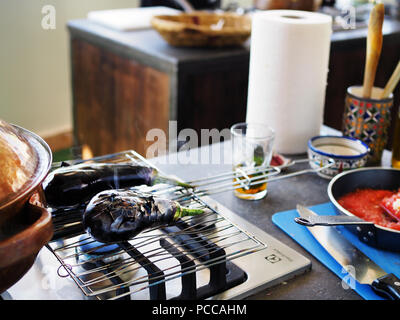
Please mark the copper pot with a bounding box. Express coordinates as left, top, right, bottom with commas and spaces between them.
0, 121, 53, 293
0, 123, 52, 225
0, 197, 53, 293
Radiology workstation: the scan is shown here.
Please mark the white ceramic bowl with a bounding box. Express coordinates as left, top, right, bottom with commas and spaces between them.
307, 135, 369, 179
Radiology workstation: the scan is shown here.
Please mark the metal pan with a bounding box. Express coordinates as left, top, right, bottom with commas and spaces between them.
327, 167, 400, 252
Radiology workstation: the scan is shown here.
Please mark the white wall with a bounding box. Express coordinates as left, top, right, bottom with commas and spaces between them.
0, 0, 138, 138
0, 0, 253, 138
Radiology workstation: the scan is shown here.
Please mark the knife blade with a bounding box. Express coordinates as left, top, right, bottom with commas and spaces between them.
296, 204, 400, 300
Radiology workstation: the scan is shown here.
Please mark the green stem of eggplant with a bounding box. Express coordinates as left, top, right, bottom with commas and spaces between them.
153, 173, 194, 189
174, 204, 204, 220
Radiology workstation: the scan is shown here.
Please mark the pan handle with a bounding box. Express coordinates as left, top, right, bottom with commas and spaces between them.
371, 273, 400, 300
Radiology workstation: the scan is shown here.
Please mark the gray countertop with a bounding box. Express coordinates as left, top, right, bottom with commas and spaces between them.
68, 19, 251, 74
67, 17, 400, 73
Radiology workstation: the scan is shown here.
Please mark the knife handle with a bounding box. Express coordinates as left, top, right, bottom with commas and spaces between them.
371, 273, 400, 300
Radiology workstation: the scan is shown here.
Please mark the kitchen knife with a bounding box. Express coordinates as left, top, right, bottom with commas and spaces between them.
296, 204, 400, 300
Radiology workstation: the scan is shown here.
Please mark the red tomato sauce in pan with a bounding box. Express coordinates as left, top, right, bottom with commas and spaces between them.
338, 189, 400, 231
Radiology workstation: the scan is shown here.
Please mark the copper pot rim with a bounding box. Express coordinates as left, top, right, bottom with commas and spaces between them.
0, 124, 52, 211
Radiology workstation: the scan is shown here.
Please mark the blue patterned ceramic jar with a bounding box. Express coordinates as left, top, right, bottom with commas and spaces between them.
342, 86, 394, 166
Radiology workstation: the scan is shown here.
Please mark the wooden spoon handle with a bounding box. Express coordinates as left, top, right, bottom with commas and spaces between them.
362, 3, 385, 99
380, 60, 400, 99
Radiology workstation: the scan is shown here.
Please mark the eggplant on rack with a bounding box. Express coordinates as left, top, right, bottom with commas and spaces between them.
83, 189, 206, 243
43, 163, 193, 210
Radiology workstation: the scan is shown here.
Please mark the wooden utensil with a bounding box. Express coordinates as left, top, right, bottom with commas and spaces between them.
362, 3, 385, 99
380, 60, 400, 99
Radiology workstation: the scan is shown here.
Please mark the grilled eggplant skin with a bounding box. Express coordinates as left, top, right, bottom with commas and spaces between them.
43, 163, 191, 209
83, 190, 174, 242
83, 189, 203, 243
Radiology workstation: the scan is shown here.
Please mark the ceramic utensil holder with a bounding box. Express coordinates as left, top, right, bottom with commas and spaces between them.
342, 86, 394, 166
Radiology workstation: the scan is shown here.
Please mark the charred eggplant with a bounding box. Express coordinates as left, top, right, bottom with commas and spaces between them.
43, 163, 192, 209
83, 189, 205, 243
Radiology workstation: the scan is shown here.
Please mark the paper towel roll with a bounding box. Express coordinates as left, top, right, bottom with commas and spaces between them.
246, 10, 332, 154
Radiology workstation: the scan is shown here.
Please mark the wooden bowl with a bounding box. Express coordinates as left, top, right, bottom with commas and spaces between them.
0, 196, 53, 293
151, 12, 252, 47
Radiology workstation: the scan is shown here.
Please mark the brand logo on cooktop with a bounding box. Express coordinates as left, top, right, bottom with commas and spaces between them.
264, 254, 282, 264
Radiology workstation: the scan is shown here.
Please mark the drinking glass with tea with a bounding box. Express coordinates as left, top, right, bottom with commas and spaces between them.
230, 123, 275, 200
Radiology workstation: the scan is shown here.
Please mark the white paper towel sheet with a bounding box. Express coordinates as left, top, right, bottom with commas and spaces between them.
245, 10, 332, 154
87, 6, 181, 31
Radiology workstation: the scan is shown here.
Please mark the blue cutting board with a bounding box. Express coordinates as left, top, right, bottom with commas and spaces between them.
272, 202, 400, 300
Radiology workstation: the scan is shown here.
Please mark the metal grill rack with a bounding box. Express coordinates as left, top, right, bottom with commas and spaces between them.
48, 199, 261, 300
46, 150, 334, 300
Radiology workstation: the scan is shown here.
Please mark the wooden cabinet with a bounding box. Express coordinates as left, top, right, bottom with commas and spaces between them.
71, 39, 170, 157
69, 20, 250, 157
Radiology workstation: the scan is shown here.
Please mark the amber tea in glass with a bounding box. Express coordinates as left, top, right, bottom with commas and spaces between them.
231, 123, 275, 200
